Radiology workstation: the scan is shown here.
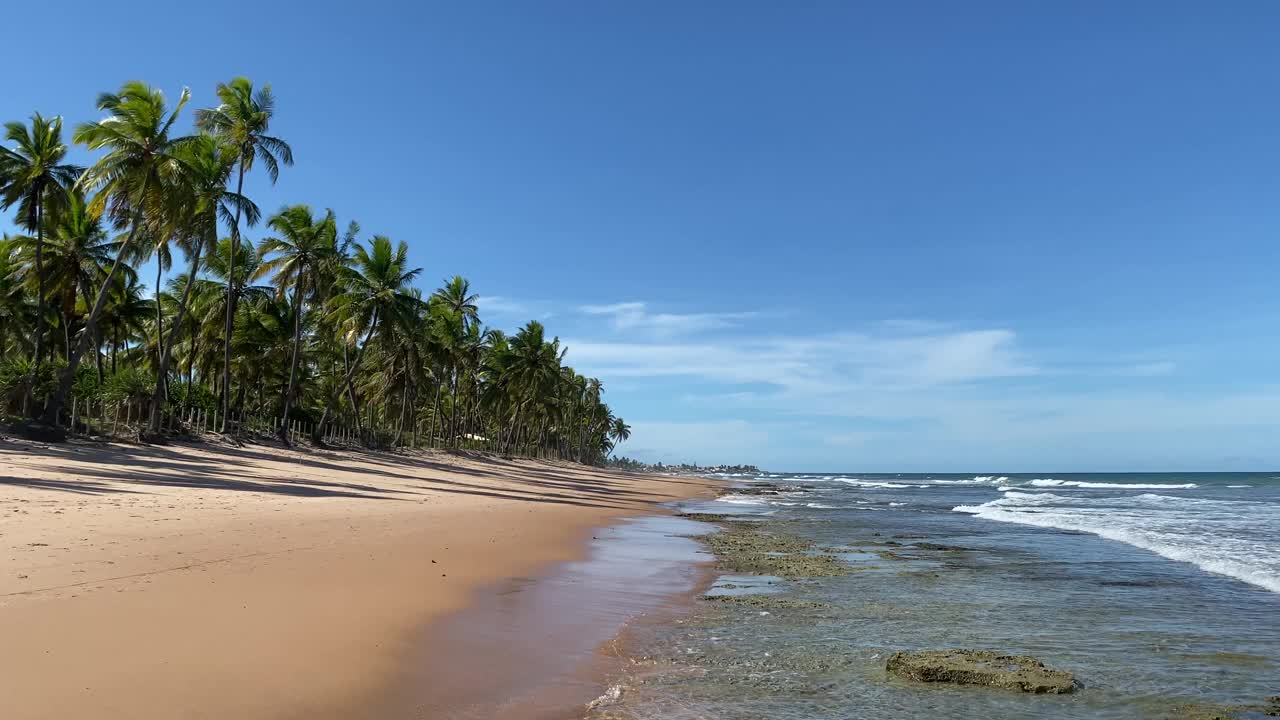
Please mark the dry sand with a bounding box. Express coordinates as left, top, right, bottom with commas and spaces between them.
0, 436, 714, 719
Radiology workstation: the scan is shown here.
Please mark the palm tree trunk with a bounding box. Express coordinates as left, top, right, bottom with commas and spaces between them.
147, 231, 208, 434
39, 207, 145, 426
312, 311, 378, 445
447, 365, 458, 447
219, 164, 246, 433
393, 381, 408, 446
154, 258, 163, 376
27, 196, 46, 416
33, 196, 45, 368
278, 272, 306, 443
338, 345, 360, 436
347, 374, 362, 440
427, 376, 442, 448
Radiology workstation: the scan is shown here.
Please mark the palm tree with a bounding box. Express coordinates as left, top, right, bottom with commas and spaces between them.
255, 204, 335, 440
233, 293, 295, 418
501, 322, 564, 455
433, 276, 480, 329
314, 236, 421, 445
10, 80, 633, 454
147, 134, 257, 433
431, 276, 480, 445
0, 236, 35, 360
195, 77, 292, 432
98, 274, 153, 377
608, 416, 631, 448
38, 82, 190, 429
196, 236, 272, 414
14, 191, 122, 361
0, 114, 82, 381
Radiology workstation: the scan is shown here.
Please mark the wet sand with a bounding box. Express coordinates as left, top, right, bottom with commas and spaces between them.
0, 436, 715, 719
375, 515, 719, 719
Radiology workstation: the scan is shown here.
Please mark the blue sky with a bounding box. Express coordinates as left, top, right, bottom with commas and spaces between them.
5, 1, 1280, 471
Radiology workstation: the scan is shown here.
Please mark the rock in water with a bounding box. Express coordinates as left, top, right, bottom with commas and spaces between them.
886, 649, 1076, 694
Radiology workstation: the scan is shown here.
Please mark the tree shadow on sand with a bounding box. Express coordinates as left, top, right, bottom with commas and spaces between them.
0, 438, 698, 509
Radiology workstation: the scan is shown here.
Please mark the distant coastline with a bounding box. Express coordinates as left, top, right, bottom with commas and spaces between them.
607, 456, 761, 475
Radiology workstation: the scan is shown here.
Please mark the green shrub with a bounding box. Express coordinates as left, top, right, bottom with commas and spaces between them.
0, 358, 66, 414
166, 380, 216, 412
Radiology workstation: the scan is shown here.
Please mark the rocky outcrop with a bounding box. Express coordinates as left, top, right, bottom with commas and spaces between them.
886, 649, 1076, 694
702, 524, 852, 579
700, 594, 831, 610
1166, 696, 1280, 719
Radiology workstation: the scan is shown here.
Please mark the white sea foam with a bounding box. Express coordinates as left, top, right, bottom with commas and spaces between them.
806, 502, 838, 509
1026, 479, 1198, 490
888, 502, 906, 507
718, 495, 769, 506
1227, 485, 1252, 488
954, 491, 1280, 594
587, 685, 624, 710
835, 479, 930, 489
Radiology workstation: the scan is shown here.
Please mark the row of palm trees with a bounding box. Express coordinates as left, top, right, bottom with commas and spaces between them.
0, 78, 631, 462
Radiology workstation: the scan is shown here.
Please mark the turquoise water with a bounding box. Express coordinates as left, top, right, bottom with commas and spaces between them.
589, 472, 1280, 719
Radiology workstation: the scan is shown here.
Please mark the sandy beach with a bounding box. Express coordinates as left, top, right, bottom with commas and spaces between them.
0, 436, 715, 719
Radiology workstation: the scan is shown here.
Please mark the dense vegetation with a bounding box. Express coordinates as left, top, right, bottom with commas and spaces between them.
0, 79, 631, 462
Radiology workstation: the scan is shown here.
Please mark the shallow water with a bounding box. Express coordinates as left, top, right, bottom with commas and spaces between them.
392, 515, 711, 719
590, 473, 1280, 719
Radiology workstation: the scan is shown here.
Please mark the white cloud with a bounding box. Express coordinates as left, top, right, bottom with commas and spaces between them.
476, 296, 555, 322
580, 301, 758, 336
564, 327, 1035, 391
477, 295, 529, 315
557, 299, 1237, 469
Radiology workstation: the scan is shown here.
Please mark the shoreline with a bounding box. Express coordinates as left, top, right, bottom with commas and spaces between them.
368, 512, 721, 719
0, 436, 716, 719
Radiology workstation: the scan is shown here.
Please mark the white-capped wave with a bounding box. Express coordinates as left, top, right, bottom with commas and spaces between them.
1026, 479, 1197, 490
929, 476, 1008, 485
1227, 485, 1252, 489
954, 492, 1280, 594
835, 479, 931, 489
717, 494, 768, 506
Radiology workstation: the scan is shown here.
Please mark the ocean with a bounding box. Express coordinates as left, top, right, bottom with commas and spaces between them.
588, 472, 1280, 719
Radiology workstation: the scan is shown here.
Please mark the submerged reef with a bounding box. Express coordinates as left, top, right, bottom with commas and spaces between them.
886, 649, 1076, 694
